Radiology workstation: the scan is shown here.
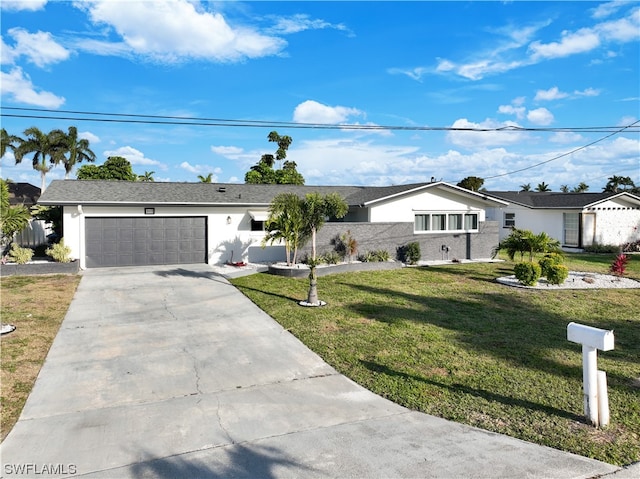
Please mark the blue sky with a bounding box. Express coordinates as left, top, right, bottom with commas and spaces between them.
1, 0, 638, 191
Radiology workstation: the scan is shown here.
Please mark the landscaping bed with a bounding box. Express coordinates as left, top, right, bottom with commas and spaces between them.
0, 259, 79, 277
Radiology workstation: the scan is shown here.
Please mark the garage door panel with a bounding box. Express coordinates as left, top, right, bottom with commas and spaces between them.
85, 217, 206, 268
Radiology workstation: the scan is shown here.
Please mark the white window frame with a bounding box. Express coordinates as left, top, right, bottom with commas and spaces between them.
504, 212, 516, 228
414, 212, 480, 234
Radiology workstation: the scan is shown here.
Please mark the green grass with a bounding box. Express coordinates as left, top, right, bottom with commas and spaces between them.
231, 253, 640, 466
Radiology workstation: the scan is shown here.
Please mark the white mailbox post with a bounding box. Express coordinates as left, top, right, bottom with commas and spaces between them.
567, 322, 614, 427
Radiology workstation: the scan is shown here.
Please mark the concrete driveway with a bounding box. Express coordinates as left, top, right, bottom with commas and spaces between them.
0, 264, 625, 478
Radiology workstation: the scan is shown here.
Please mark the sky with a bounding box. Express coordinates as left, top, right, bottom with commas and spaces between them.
1, 0, 639, 192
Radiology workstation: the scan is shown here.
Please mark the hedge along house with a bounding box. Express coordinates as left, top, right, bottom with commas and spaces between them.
484, 191, 640, 249
37, 180, 508, 269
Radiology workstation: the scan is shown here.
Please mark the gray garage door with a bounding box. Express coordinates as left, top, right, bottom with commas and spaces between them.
85, 217, 207, 268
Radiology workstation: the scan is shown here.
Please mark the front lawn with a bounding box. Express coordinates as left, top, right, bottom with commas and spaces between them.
231, 254, 640, 466
0, 274, 81, 442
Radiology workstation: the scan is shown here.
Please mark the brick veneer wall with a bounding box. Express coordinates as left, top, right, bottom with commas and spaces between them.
298, 221, 500, 262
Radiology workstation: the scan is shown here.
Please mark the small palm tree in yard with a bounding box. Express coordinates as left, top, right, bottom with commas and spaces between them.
494, 228, 562, 262
300, 193, 348, 305
262, 193, 306, 266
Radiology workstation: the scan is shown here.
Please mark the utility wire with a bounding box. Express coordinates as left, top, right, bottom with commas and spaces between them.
484, 120, 640, 180
2, 106, 639, 133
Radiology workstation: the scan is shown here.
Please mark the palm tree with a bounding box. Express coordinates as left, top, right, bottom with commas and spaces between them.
572, 182, 589, 193
14, 127, 66, 192
300, 193, 348, 305
603, 175, 635, 193
1, 128, 21, 158
262, 193, 306, 266
0, 179, 31, 244
56, 126, 96, 179
519, 183, 531, 192
535, 182, 551, 192
560, 185, 569, 193
139, 171, 155, 182
197, 173, 213, 183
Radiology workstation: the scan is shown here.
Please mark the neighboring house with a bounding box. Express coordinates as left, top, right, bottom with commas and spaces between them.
485, 191, 640, 249
37, 180, 507, 269
6, 182, 50, 247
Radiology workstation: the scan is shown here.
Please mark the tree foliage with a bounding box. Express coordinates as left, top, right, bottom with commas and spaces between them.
13, 126, 67, 192
245, 131, 304, 185
535, 182, 551, 192
197, 173, 213, 183
0, 179, 32, 244
55, 126, 96, 179
494, 228, 562, 262
77, 156, 138, 181
457, 176, 484, 191
262, 193, 307, 266
603, 175, 636, 193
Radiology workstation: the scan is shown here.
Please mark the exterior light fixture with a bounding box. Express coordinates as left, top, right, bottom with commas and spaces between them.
145, 208, 155, 215
227, 216, 232, 224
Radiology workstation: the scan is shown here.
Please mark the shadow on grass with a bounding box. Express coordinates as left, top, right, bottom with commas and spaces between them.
342, 280, 637, 387
129, 443, 314, 478
360, 360, 585, 423
232, 283, 303, 305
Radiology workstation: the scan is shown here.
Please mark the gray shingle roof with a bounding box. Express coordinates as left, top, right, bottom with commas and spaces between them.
37, 180, 436, 206
485, 191, 640, 208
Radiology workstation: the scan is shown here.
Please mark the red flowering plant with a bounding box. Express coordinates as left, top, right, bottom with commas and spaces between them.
610, 253, 629, 277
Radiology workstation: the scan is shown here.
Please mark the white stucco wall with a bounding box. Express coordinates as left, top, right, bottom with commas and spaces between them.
62, 205, 283, 269
586, 206, 640, 245
368, 188, 488, 223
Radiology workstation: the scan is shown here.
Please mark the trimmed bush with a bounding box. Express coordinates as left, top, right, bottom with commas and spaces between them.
7, 243, 34, 264
583, 243, 619, 254
546, 264, 569, 285
398, 242, 421, 265
514, 262, 541, 286
321, 251, 341, 265
538, 252, 563, 277
46, 240, 72, 263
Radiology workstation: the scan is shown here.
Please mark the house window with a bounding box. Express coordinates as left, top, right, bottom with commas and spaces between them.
448, 214, 463, 230
250, 219, 265, 232
504, 212, 515, 228
563, 213, 579, 247
414, 213, 479, 233
415, 214, 430, 231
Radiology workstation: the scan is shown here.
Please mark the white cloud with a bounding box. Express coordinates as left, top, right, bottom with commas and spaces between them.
446, 118, 529, 149
549, 132, 585, 144
498, 104, 526, 120
591, 1, 627, 19
387, 66, 430, 81
534, 86, 568, 101
76, 0, 286, 63
79, 131, 100, 144
293, 100, 363, 124
618, 115, 638, 126
180, 161, 221, 176
211, 145, 244, 157
1, 0, 47, 11
267, 14, 351, 36
574, 87, 600, 97
1, 37, 16, 65
527, 108, 554, 125
6, 28, 70, 68
596, 8, 640, 42
0, 67, 65, 107
104, 146, 162, 167
529, 28, 601, 60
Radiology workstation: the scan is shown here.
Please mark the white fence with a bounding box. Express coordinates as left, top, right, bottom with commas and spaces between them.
13, 220, 51, 248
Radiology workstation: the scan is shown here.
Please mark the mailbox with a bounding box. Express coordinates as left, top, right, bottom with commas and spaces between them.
567, 322, 614, 351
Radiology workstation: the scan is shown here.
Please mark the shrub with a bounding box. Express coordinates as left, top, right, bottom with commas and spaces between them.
622, 240, 640, 253
514, 262, 541, 286
538, 253, 563, 277
546, 264, 569, 285
370, 249, 390, 262
7, 243, 34, 264
610, 254, 628, 277
321, 251, 341, 265
584, 243, 619, 254
398, 242, 421, 265
46, 240, 72, 263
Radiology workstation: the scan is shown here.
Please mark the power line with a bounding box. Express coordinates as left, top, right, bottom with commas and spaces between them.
484, 120, 640, 180
2, 106, 639, 133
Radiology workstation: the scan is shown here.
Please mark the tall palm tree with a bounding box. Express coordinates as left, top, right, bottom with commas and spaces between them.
197, 173, 213, 183
14, 127, 66, 192
56, 126, 96, 179
535, 182, 551, 192
1, 128, 21, 158
519, 183, 531, 192
603, 175, 635, 193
